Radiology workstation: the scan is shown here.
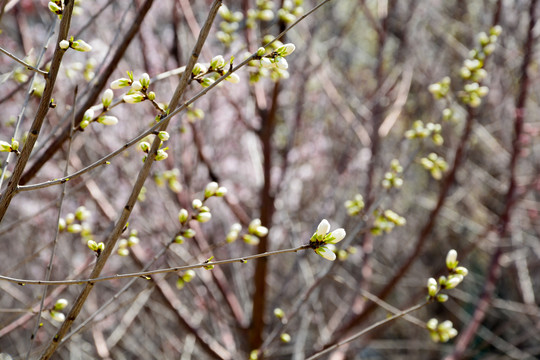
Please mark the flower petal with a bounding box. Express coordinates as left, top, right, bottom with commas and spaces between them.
326, 228, 346, 244
315, 246, 336, 261
316, 219, 330, 237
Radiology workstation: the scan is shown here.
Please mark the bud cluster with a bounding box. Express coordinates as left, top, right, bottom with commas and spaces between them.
381, 159, 404, 189
420, 153, 448, 180
309, 219, 346, 261
426, 249, 469, 300
176, 269, 196, 289
404, 120, 444, 146
248, 39, 296, 82
192, 55, 240, 87
370, 209, 406, 235
217, 4, 244, 45
247, 0, 275, 28
0, 138, 20, 155
154, 168, 182, 193
58, 206, 93, 242
277, 0, 303, 23
49, 298, 69, 323
117, 229, 140, 257
426, 318, 458, 343
139, 132, 170, 162
344, 194, 365, 216
59, 36, 92, 52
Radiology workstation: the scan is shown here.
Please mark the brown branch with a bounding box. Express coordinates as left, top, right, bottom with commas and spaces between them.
37, 1, 221, 358
0, 1, 75, 222
445, 0, 537, 358
19, 0, 155, 186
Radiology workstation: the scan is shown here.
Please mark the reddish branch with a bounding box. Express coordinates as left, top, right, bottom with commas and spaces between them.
445, 0, 537, 358
19, 0, 155, 185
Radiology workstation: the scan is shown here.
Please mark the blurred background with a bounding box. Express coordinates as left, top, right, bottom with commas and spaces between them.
0, 0, 539, 358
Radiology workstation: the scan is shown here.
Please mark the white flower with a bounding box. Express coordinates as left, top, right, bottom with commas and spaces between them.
315, 246, 336, 261
316, 219, 330, 238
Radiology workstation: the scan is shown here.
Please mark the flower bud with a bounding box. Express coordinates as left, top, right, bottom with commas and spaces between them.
59, 40, 70, 50
178, 209, 189, 223
83, 108, 94, 122
226, 73, 240, 83
315, 246, 336, 261
256, 47, 266, 57
123, 93, 145, 104
277, 43, 296, 56
158, 131, 170, 141
87, 240, 98, 251
274, 57, 288, 70
50, 311, 65, 322
446, 249, 458, 270
280, 333, 291, 343
197, 212, 212, 223
205, 182, 219, 197
326, 228, 346, 244
183, 228, 196, 238
111, 78, 131, 89
102, 89, 113, 108
316, 219, 330, 238
97, 116, 118, 126
427, 277, 438, 297
131, 81, 143, 91
243, 234, 260, 245
71, 39, 92, 52
192, 199, 202, 209
139, 73, 150, 88
444, 274, 464, 289
54, 298, 69, 310
182, 270, 196, 282
210, 55, 225, 69
155, 149, 168, 161
139, 142, 151, 152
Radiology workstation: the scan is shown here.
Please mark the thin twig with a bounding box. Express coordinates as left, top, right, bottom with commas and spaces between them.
0, 45, 48, 76
0, 244, 311, 286
306, 300, 430, 360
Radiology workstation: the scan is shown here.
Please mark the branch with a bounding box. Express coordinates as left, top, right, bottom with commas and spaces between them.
0, 244, 311, 286
0, 45, 48, 76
